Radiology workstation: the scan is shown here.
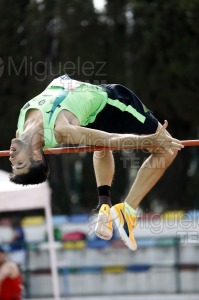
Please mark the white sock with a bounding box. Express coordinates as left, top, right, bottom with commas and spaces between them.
124, 202, 136, 215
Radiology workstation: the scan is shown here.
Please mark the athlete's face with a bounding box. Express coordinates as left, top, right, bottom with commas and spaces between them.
9, 138, 33, 175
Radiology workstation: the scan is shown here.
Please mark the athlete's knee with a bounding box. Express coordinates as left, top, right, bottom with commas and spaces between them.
149, 148, 178, 170
166, 148, 178, 165
157, 148, 178, 170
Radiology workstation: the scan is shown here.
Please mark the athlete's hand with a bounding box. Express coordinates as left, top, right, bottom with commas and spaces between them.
152, 120, 184, 153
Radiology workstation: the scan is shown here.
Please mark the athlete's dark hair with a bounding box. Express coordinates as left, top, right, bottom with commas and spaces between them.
9, 152, 50, 185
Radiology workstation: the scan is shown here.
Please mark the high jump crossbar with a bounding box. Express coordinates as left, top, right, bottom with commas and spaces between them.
0, 140, 199, 157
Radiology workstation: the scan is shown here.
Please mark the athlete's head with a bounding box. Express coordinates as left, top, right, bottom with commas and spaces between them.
9, 138, 50, 185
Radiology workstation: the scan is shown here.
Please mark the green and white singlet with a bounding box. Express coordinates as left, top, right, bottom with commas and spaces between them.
17, 75, 108, 149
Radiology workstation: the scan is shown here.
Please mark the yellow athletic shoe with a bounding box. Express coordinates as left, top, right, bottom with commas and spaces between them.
95, 204, 113, 240
110, 203, 137, 251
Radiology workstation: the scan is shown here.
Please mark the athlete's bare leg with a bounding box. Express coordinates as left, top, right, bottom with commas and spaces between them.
109, 122, 178, 250
93, 149, 114, 239
93, 149, 114, 187
125, 123, 178, 209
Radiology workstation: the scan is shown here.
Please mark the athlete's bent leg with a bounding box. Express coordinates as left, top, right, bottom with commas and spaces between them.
125, 123, 178, 209
111, 122, 178, 250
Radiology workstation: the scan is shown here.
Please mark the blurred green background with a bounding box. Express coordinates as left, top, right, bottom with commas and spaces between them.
0, 0, 199, 214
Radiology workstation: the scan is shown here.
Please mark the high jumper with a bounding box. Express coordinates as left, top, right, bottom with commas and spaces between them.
6, 74, 185, 251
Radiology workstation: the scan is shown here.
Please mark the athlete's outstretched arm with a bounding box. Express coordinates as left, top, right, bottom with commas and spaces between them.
58, 120, 183, 152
